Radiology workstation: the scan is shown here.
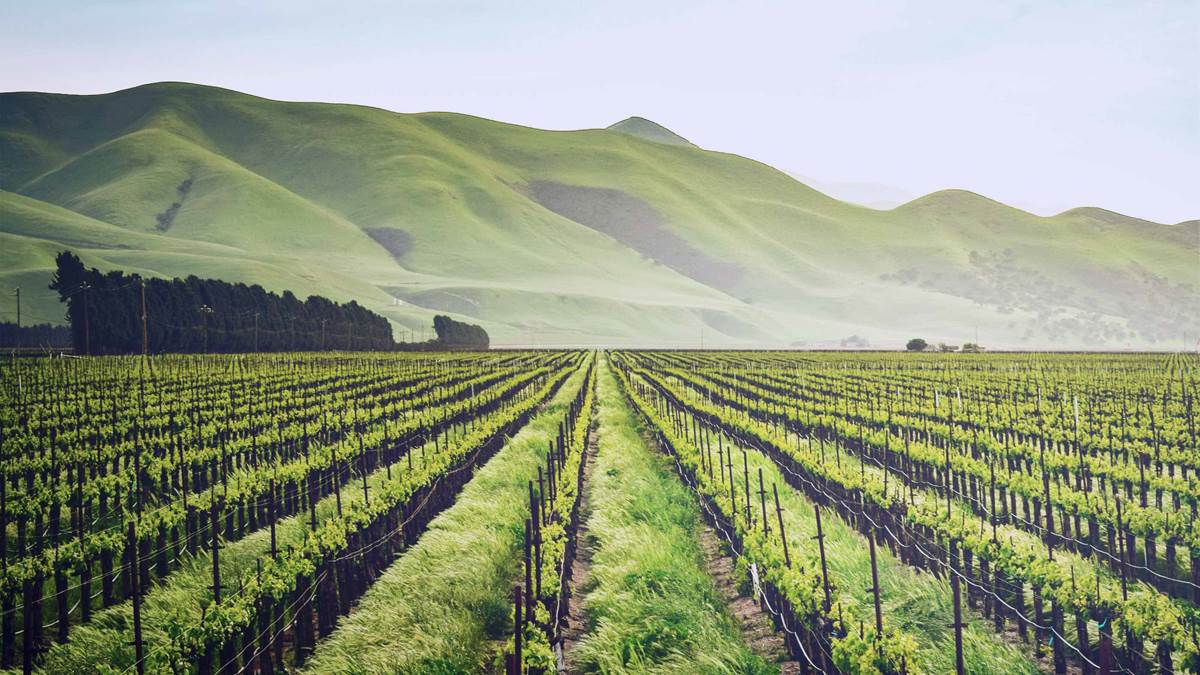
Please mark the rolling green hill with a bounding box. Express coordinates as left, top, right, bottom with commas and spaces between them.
607, 116, 695, 147
1, 82, 1195, 348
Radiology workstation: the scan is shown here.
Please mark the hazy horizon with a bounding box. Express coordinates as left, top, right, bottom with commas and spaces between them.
2, 0, 1197, 223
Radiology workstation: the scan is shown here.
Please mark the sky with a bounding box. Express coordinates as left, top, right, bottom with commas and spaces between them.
2, 0, 1197, 223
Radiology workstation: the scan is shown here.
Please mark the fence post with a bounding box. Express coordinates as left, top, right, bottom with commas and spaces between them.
814, 502, 831, 612
950, 539, 964, 675
773, 483, 791, 568
868, 528, 883, 637
758, 468, 769, 534
524, 518, 533, 623
128, 521, 145, 675
742, 449, 751, 528
513, 585, 523, 671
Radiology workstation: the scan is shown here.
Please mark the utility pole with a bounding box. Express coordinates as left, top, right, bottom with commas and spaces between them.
81, 282, 91, 356
198, 305, 213, 353
140, 279, 148, 356
10, 284, 18, 348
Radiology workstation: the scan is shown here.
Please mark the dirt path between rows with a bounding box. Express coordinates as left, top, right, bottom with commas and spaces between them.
558, 424, 599, 672
697, 526, 802, 674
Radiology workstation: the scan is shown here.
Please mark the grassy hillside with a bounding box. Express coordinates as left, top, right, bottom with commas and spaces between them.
1, 82, 1195, 347
606, 116, 695, 147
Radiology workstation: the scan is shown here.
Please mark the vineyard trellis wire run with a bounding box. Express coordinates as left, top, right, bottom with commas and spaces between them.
0, 350, 584, 673
614, 350, 1199, 675
5, 349, 1197, 675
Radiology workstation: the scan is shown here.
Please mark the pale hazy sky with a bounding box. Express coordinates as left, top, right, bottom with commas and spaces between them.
3, 0, 1196, 222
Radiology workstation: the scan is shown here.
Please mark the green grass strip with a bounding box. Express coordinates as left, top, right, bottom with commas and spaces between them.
302, 356, 593, 673
569, 357, 773, 674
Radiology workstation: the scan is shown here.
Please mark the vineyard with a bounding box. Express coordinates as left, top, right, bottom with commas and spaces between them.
0, 350, 1197, 674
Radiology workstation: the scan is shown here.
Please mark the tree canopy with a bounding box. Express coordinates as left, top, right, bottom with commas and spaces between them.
432, 314, 489, 349
50, 251, 394, 354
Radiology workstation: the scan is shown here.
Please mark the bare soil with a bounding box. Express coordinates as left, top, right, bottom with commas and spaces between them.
559, 425, 599, 672
697, 526, 801, 675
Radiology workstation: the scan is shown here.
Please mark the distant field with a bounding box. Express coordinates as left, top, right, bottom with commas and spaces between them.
2, 349, 1196, 674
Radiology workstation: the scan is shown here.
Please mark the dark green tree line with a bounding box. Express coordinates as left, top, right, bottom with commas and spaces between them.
0, 322, 72, 349
432, 314, 489, 349
49, 251, 395, 354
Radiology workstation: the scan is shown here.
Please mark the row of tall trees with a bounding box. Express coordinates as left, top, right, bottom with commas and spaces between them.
395, 315, 491, 351
0, 322, 72, 349
49, 251, 396, 354
432, 314, 490, 349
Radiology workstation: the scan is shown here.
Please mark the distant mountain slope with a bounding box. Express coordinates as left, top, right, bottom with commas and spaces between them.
1, 82, 1195, 348
787, 171, 914, 210
606, 116, 694, 147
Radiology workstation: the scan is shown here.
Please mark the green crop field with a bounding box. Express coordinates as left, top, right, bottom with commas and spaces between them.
2, 349, 1197, 674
